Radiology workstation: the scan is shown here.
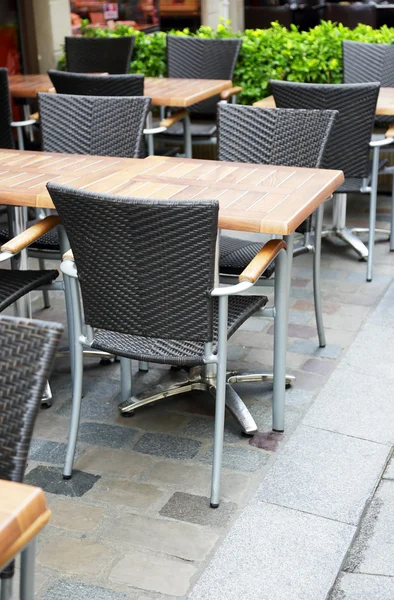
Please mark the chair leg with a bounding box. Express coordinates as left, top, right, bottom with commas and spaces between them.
0, 578, 13, 600
38, 258, 51, 308
210, 295, 228, 509
63, 275, 83, 479
313, 204, 326, 348
138, 361, 149, 372
272, 246, 289, 433
120, 358, 133, 402
367, 147, 380, 282
20, 539, 36, 600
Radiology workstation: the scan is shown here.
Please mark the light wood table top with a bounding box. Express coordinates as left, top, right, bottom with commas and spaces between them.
0, 480, 51, 569
0, 150, 343, 235
8, 74, 232, 108
253, 88, 394, 116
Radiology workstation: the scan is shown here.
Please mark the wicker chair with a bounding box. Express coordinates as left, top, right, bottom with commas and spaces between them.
48, 70, 144, 97
47, 182, 288, 507
218, 104, 338, 349
271, 79, 394, 281
65, 35, 134, 74
0, 315, 62, 600
0, 68, 36, 152
157, 37, 242, 153
244, 6, 292, 28
343, 40, 394, 126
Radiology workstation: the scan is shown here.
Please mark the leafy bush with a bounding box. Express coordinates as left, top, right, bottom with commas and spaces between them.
59, 20, 394, 104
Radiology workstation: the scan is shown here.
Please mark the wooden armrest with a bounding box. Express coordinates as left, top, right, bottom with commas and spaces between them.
30, 112, 39, 121
386, 125, 394, 138
220, 86, 243, 101
62, 249, 74, 261
159, 109, 188, 129
253, 96, 276, 109
239, 239, 287, 284
1, 216, 60, 255
0, 480, 51, 570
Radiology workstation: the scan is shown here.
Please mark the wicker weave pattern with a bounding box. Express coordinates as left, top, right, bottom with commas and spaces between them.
167, 37, 241, 115
0, 270, 58, 312
0, 316, 62, 482
48, 183, 220, 342
220, 236, 275, 278
48, 70, 144, 97
0, 68, 14, 150
92, 294, 266, 366
271, 80, 379, 179
217, 105, 337, 167
0, 219, 59, 250
39, 93, 150, 158
343, 40, 394, 125
65, 36, 134, 74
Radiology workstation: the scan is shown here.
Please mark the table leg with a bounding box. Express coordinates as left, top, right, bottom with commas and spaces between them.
272, 232, 294, 432
183, 114, 192, 158
20, 538, 36, 600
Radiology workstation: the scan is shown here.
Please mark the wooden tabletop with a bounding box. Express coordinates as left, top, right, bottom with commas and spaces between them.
0, 150, 343, 235
8, 74, 232, 108
253, 88, 394, 116
0, 480, 51, 569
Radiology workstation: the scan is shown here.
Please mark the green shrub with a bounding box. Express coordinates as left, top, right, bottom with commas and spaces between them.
59, 20, 394, 104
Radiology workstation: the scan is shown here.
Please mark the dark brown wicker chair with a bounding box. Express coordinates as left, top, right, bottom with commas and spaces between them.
0, 315, 62, 600
244, 6, 292, 28
65, 35, 134, 74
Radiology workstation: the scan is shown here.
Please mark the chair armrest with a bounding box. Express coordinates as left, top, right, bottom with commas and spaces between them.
220, 86, 243, 101
62, 249, 74, 261
159, 109, 188, 129
11, 119, 37, 128
143, 125, 168, 135
0, 216, 60, 255
385, 125, 394, 139
30, 112, 39, 121
239, 239, 287, 284
370, 137, 394, 147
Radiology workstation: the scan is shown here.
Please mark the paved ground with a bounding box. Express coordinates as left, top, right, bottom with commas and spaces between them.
5, 190, 394, 599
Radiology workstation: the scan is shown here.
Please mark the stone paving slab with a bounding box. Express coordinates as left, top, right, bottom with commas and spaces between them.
331, 573, 394, 600
344, 480, 394, 576
256, 424, 389, 525
187, 501, 355, 600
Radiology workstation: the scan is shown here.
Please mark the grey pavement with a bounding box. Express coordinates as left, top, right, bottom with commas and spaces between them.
187, 279, 394, 600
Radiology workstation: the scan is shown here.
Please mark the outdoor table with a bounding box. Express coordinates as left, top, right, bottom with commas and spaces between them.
8, 74, 233, 158
0, 149, 343, 431
253, 88, 394, 115
0, 479, 51, 598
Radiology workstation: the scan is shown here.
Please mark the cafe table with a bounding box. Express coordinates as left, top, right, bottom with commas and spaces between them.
253, 88, 394, 115
0, 149, 344, 432
9, 75, 233, 158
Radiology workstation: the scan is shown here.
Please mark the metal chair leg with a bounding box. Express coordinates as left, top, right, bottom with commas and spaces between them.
38, 258, 51, 308
391, 172, 394, 252
63, 275, 83, 479
0, 578, 12, 600
120, 358, 133, 402
367, 147, 380, 282
20, 539, 36, 600
313, 204, 326, 348
210, 295, 228, 508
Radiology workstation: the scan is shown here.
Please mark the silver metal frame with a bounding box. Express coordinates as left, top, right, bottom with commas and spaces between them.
321, 139, 394, 282
0, 538, 37, 600
60, 243, 288, 506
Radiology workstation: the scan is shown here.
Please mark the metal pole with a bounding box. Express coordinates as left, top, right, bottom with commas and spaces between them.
20, 538, 36, 600
367, 146, 380, 282
272, 247, 288, 432
313, 204, 326, 348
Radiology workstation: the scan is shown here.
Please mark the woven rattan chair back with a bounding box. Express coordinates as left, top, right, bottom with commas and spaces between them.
167, 36, 242, 115
48, 70, 144, 97
324, 3, 376, 28
271, 80, 379, 179
48, 183, 219, 342
65, 36, 134, 74
217, 104, 337, 167
0, 316, 62, 482
343, 40, 394, 87
38, 93, 150, 158
0, 68, 14, 149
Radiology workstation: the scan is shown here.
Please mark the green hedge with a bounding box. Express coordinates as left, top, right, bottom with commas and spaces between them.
59, 20, 394, 104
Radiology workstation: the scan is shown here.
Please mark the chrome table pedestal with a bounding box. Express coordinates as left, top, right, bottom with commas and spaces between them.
119, 365, 294, 435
